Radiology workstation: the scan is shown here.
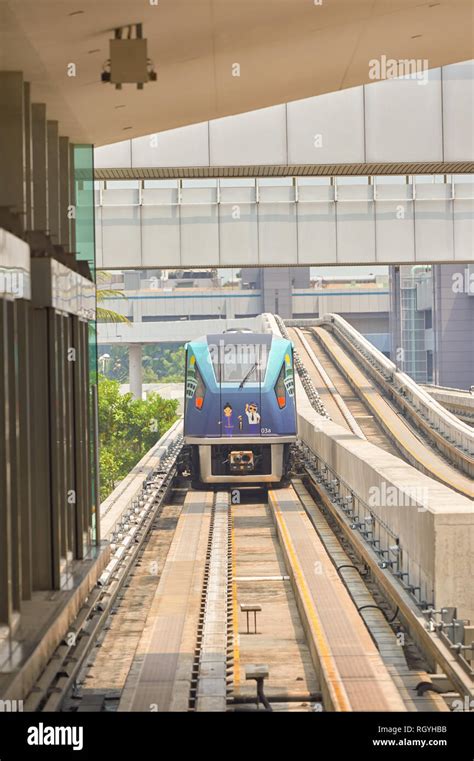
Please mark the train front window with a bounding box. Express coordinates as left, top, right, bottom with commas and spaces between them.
210, 342, 268, 383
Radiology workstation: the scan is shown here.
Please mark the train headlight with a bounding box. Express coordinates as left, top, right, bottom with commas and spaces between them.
274, 363, 287, 409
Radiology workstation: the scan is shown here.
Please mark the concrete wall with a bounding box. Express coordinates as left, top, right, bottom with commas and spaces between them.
295, 377, 474, 622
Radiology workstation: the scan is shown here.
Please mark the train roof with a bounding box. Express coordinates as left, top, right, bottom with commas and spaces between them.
186, 332, 290, 347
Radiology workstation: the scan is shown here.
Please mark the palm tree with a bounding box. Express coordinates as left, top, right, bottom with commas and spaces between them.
96, 270, 131, 325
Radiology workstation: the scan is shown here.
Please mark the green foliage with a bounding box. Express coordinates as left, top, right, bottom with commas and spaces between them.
98, 375, 179, 501
99, 343, 185, 383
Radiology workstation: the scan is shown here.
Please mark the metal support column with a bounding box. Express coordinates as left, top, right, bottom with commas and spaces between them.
31, 104, 48, 232
0, 299, 13, 625
59, 136, 71, 251
0, 72, 26, 229
129, 343, 143, 399
47, 120, 60, 244
6, 300, 22, 610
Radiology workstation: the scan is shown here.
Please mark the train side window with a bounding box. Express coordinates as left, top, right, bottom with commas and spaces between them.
274, 363, 286, 408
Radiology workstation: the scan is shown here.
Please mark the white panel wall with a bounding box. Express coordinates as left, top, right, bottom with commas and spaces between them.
442, 60, 474, 162
101, 206, 141, 268
96, 181, 471, 267
131, 122, 209, 167
180, 205, 219, 266
287, 87, 365, 165
219, 204, 258, 266
95, 139, 132, 168
297, 203, 337, 264
258, 203, 297, 264
336, 202, 376, 263
195, 105, 286, 166
414, 201, 454, 261
141, 206, 181, 267
453, 199, 474, 261
364, 71, 443, 163
375, 202, 415, 263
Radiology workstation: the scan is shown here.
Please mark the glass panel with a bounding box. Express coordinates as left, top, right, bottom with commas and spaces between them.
258, 177, 293, 186
211, 341, 268, 382
297, 176, 331, 185
73, 144, 98, 540
375, 175, 410, 184
336, 176, 369, 185
105, 180, 140, 189
144, 179, 178, 188
182, 179, 217, 188
219, 178, 255, 187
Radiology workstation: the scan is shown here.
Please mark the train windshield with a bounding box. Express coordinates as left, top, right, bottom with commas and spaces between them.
209, 338, 270, 383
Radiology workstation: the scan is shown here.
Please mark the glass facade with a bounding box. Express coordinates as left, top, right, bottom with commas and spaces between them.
74, 144, 99, 540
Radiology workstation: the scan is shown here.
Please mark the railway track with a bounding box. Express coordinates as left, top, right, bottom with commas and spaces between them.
289, 327, 399, 454
289, 326, 473, 499
37, 477, 470, 714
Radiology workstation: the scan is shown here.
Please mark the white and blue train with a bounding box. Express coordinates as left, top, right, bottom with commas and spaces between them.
180, 329, 297, 486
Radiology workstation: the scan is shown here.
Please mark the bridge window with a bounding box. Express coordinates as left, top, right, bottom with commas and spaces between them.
297, 177, 331, 186
182, 179, 217, 188
335, 176, 370, 185
258, 177, 293, 186
144, 179, 178, 188
375, 175, 410, 184
219, 178, 255, 187
105, 180, 140, 188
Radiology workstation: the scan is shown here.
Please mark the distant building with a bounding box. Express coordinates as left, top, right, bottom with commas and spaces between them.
389, 264, 474, 389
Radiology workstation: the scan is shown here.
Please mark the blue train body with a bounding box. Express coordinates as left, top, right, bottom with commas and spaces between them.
182, 331, 297, 485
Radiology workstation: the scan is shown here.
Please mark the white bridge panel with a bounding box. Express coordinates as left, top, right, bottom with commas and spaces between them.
180, 205, 219, 266
131, 121, 210, 167
443, 60, 474, 161
336, 202, 376, 264
414, 201, 455, 261
287, 87, 365, 165
258, 203, 298, 265
101, 206, 141, 269
209, 105, 287, 166
297, 203, 337, 265
142, 206, 181, 267
219, 204, 258, 266
364, 71, 443, 163
453, 199, 474, 261
375, 201, 415, 263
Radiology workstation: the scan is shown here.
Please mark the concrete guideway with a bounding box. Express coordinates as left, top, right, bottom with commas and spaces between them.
268, 486, 406, 712
289, 327, 366, 438
119, 491, 214, 712
309, 326, 474, 498
312, 314, 474, 468
421, 385, 474, 426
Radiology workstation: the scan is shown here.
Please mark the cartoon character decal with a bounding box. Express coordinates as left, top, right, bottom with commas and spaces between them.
186, 354, 198, 399
223, 403, 234, 435
245, 402, 261, 433
284, 352, 295, 398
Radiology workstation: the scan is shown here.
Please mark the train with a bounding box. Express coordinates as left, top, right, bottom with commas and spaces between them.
179, 329, 297, 486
